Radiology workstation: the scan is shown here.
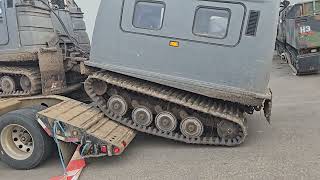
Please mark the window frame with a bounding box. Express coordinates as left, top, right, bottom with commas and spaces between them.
132, 0, 166, 31
192, 6, 232, 39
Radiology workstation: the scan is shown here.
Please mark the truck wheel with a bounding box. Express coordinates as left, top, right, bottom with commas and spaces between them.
0, 107, 53, 170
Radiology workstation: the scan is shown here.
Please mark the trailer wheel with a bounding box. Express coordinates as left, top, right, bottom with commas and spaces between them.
0, 107, 53, 170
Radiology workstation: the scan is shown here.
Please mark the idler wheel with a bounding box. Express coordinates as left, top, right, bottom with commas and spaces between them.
180, 117, 204, 138
20, 75, 31, 92
1, 76, 16, 93
91, 79, 108, 96
217, 120, 239, 139
107, 95, 128, 116
132, 106, 153, 126
155, 111, 177, 132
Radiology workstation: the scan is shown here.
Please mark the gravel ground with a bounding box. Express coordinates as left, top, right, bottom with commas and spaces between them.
1, 57, 320, 180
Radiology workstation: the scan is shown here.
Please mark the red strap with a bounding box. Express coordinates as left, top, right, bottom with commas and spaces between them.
66, 159, 86, 172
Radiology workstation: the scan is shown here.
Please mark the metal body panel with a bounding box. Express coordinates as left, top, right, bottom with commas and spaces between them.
69, 7, 90, 50
87, 0, 279, 105
2, 0, 20, 51
282, 16, 320, 50
51, 6, 90, 51
51, 9, 75, 37
296, 53, 320, 73
278, 2, 320, 50
0, 0, 9, 45
0, 0, 54, 55
16, 4, 55, 46
295, 16, 320, 49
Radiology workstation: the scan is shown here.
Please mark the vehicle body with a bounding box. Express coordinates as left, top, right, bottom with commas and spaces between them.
276, 0, 320, 75
0, 0, 89, 97
83, 0, 279, 146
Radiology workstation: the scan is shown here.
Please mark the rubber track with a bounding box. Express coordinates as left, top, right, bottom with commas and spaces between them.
0, 66, 41, 97
84, 71, 248, 146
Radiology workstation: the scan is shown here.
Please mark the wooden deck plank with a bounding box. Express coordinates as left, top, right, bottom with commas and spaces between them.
40, 100, 82, 118
55, 104, 92, 122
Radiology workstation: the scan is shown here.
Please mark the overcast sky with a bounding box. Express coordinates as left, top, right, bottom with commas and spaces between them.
76, 0, 101, 40
75, 0, 309, 41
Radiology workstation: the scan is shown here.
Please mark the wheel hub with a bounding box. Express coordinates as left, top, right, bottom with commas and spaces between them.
155, 112, 177, 132
20, 75, 31, 91
107, 95, 128, 116
180, 117, 204, 138
113, 102, 121, 110
132, 106, 153, 126
187, 123, 196, 132
91, 80, 107, 96
217, 120, 239, 139
1, 76, 16, 93
1, 124, 34, 160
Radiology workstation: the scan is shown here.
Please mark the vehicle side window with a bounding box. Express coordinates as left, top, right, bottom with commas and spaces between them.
133, 1, 165, 30
7, 0, 13, 8
0, 0, 3, 15
193, 7, 230, 39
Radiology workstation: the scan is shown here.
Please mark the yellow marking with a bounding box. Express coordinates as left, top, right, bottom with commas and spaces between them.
169, 41, 179, 47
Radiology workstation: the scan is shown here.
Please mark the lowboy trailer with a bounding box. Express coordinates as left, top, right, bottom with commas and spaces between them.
0, 95, 136, 171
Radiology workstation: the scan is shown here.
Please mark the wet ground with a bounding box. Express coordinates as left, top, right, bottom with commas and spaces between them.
1, 57, 320, 180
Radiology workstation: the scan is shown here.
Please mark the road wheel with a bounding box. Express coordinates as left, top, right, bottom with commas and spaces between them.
0, 76, 16, 93
180, 117, 204, 138
0, 107, 53, 170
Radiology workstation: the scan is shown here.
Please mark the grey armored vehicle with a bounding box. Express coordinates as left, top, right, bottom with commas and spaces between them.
83, 0, 279, 146
276, 0, 320, 75
0, 0, 89, 97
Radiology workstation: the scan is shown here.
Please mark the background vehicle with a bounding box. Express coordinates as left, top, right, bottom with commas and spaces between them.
276, 0, 320, 75
0, 0, 90, 97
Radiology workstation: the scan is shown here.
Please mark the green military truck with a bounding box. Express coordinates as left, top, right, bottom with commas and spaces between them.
277, 0, 320, 75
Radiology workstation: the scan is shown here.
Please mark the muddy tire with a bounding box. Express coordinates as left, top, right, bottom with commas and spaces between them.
0, 107, 53, 170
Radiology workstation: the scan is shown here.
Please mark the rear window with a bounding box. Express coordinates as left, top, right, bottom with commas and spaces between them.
193, 7, 230, 39
133, 1, 165, 30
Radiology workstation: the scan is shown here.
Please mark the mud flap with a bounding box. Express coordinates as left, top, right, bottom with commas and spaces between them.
38, 48, 67, 95
263, 89, 272, 124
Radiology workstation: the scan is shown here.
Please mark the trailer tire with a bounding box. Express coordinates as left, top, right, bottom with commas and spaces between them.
0, 107, 54, 170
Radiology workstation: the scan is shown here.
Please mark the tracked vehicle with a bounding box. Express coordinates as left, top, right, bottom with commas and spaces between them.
0, 0, 89, 97
276, 0, 320, 75
83, 0, 279, 146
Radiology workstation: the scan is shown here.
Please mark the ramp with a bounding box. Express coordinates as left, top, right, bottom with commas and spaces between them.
37, 98, 136, 155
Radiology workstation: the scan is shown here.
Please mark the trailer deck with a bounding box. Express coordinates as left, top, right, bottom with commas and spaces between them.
37, 98, 136, 156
